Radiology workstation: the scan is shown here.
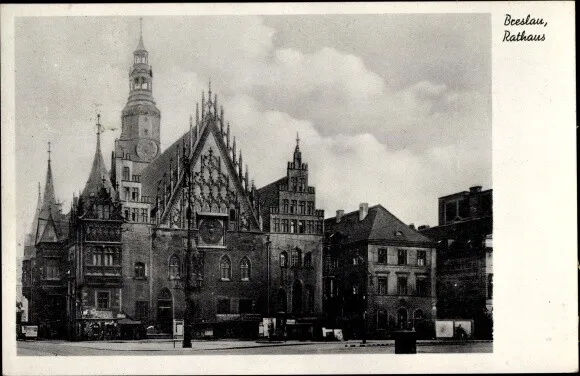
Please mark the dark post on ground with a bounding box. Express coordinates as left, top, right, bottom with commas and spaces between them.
182, 143, 192, 348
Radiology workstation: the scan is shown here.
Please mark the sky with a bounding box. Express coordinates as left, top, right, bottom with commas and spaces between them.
14, 14, 491, 251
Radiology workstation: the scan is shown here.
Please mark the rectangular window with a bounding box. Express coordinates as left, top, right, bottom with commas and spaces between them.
93, 249, 102, 266
273, 218, 280, 232
307, 201, 314, 215
135, 301, 149, 320
353, 256, 360, 266
124, 187, 130, 201
417, 250, 426, 266
307, 220, 313, 234
378, 277, 388, 295
298, 220, 305, 233
141, 208, 148, 223
131, 208, 138, 222
290, 200, 297, 214
291, 177, 297, 192
324, 278, 335, 298
281, 219, 289, 233
316, 220, 323, 234
378, 248, 387, 264
377, 310, 388, 330
458, 198, 470, 218
299, 201, 306, 214
217, 299, 230, 314
132, 188, 139, 201
397, 249, 407, 265
122, 167, 130, 181
134, 262, 145, 278
445, 201, 457, 222
300, 178, 306, 192
397, 276, 408, 295
416, 278, 428, 296
239, 299, 253, 314
124, 209, 129, 221
97, 291, 110, 309
283, 200, 289, 213
46, 259, 59, 280
290, 220, 297, 233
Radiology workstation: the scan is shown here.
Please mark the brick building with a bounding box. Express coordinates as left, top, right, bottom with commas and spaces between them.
257, 136, 325, 338
419, 186, 493, 339
323, 204, 437, 340
21, 23, 326, 340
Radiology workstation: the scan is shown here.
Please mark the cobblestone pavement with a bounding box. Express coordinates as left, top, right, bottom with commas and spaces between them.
17, 339, 492, 356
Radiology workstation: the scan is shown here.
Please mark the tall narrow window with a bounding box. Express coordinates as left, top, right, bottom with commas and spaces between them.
97, 291, 110, 309
298, 220, 305, 233
123, 167, 130, 181
281, 219, 289, 233
378, 277, 388, 295
304, 252, 312, 268
220, 256, 231, 280
397, 249, 407, 265
240, 257, 250, 281
397, 276, 408, 295
134, 262, 145, 278
417, 250, 426, 266
135, 301, 149, 321
141, 208, 148, 223
290, 220, 296, 233
46, 259, 60, 280
378, 248, 387, 264
283, 200, 289, 213
299, 201, 306, 214
290, 200, 297, 214
131, 208, 138, 222
416, 277, 428, 296
169, 254, 180, 279
280, 252, 288, 268
291, 248, 302, 267
377, 310, 388, 330
307, 201, 314, 215
487, 274, 493, 299
273, 218, 280, 232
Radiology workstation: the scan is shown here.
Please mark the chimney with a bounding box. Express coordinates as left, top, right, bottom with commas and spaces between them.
409, 223, 415, 230
336, 210, 345, 223
359, 203, 368, 221
469, 186, 482, 193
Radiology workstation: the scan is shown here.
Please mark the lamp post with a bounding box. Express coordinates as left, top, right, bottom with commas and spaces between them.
182, 143, 193, 348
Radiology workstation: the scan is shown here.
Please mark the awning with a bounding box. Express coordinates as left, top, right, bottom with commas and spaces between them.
118, 318, 142, 325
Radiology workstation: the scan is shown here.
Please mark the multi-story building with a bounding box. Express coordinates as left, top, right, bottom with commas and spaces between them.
258, 137, 325, 338
323, 204, 437, 340
419, 186, 493, 339
21, 23, 326, 340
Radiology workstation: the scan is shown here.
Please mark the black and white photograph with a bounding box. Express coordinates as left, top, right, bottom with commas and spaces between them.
1, 2, 577, 375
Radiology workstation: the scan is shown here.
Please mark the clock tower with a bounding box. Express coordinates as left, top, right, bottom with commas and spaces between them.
114, 18, 161, 175
111, 18, 160, 224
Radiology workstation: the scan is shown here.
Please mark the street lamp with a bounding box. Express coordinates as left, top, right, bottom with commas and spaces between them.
182, 143, 193, 348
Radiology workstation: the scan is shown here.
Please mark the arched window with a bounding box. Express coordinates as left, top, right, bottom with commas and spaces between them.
220, 256, 231, 280
280, 251, 288, 268
397, 308, 408, 330
169, 254, 180, 279
240, 257, 250, 281
304, 252, 312, 268
134, 262, 145, 278
291, 248, 302, 267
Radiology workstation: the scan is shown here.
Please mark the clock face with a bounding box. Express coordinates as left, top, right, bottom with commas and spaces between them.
136, 139, 158, 161
199, 218, 224, 245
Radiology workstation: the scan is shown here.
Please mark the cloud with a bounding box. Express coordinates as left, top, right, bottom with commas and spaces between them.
14, 15, 491, 249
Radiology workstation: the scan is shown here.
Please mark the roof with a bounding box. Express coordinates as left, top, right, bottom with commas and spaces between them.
82, 132, 114, 198
141, 131, 191, 199
324, 204, 433, 245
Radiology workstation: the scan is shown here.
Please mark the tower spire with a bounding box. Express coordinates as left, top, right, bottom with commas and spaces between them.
136, 17, 146, 52
293, 132, 302, 166
82, 114, 113, 197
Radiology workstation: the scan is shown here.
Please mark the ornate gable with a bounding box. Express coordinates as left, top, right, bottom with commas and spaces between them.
157, 89, 261, 232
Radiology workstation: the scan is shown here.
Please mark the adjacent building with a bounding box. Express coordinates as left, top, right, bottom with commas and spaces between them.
323, 204, 437, 340
419, 186, 493, 339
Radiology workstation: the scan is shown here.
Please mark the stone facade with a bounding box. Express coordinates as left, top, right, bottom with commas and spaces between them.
323, 204, 436, 340
420, 186, 493, 339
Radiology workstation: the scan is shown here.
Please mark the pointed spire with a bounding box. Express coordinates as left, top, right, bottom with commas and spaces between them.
42, 142, 56, 211
244, 165, 249, 191
201, 91, 206, 119
238, 150, 243, 177
232, 136, 237, 163
226, 122, 231, 148
293, 132, 302, 167
135, 17, 146, 52
220, 106, 224, 133
82, 114, 113, 198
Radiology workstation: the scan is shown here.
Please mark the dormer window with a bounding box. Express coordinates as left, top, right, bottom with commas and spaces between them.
395, 230, 404, 237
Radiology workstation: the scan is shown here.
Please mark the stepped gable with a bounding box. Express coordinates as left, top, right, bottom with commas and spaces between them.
325, 204, 433, 246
